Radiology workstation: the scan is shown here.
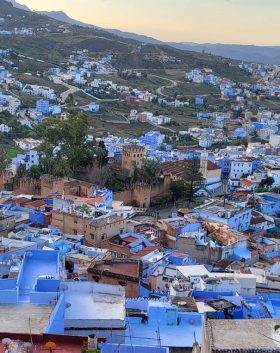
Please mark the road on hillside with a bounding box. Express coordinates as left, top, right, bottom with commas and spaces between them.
149, 74, 178, 97
82, 90, 121, 102
60, 82, 81, 103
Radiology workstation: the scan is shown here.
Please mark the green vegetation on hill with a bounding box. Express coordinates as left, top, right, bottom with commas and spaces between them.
0, 0, 248, 80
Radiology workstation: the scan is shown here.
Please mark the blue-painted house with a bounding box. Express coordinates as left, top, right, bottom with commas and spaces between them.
140, 131, 164, 150
257, 192, 280, 216
217, 157, 233, 179
195, 97, 204, 105
36, 99, 50, 114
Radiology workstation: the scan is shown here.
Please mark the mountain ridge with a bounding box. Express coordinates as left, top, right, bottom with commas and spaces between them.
5, 0, 280, 65
5, 0, 29, 11
38, 9, 280, 65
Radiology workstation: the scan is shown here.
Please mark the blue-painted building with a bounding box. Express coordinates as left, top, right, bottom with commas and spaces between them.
234, 128, 247, 138
257, 192, 280, 216
124, 299, 203, 350
252, 159, 262, 172
88, 186, 113, 207
140, 131, 165, 150
253, 122, 268, 130
217, 157, 233, 180
36, 99, 50, 114
224, 87, 234, 97
195, 97, 204, 105
196, 200, 252, 232
197, 112, 210, 119
0, 250, 126, 337
48, 67, 61, 75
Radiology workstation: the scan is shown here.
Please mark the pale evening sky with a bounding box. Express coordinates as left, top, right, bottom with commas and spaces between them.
17, 0, 280, 45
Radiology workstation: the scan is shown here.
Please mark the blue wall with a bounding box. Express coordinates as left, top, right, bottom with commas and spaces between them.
0, 278, 17, 290
0, 244, 37, 262
29, 210, 45, 225
44, 293, 65, 334
192, 291, 234, 299
102, 344, 169, 353
36, 279, 61, 292
30, 291, 58, 304
0, 290, 17, 303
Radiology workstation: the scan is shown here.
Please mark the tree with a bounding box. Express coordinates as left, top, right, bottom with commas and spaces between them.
27, 165, 41, 179
36, 113, 94, 177
95, 143, 108, 168
93, 143, 109, 187
139, 159, 161, 184
170, 180, 187, 201
52, 159, 72, 178
0, 148, 7, 172
237, 137, 249, 147
260, 177, 274, 188
15, 164, 26, 179
66, 93, 74, 106
181, 159, 204, 205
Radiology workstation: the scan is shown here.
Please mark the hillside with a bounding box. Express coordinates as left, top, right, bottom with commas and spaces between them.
37, 7, 280, 65
168, 42, 280, 65
0, 0, 249, 80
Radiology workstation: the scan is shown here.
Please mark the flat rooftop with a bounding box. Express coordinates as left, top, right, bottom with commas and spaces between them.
196, 199, 245, 216
64, 282, 125, 329
92, 262, 139, 279
177, 265, 210, 278
0, 304, 53, 334
207, 319, 280, 351
125, 315, 202, 348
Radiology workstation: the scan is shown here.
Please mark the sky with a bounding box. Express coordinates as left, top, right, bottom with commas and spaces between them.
17, 0, 280, 45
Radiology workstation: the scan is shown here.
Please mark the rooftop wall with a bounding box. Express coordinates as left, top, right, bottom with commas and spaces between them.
101, 344, 169, 353
44, 293, 65, 334
126, 298, 169, 311
17, 250, 60, 298
0, 278, 17, 290
0, 289, 17, 303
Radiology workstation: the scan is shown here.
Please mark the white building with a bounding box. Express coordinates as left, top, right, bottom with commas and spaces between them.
0, 124, 11, 133
22, 84, 56, 100
11, 150, 39, 175
86, 102, 100, 112
14, 138, 42, 151
230, 158, 254, 179
201, 272, 256, 296
265, 166, 280, 187
199, 135, 213, 148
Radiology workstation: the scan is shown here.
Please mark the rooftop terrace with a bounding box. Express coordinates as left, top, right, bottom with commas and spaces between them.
207, 318, 280, 352
0, 304, 54, 334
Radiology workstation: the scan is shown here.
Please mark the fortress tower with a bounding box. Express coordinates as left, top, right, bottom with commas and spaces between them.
122, 144, 146, 174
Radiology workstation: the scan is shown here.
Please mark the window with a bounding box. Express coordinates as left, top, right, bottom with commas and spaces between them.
74, 220, 78, 224
91, 233, 95, 239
